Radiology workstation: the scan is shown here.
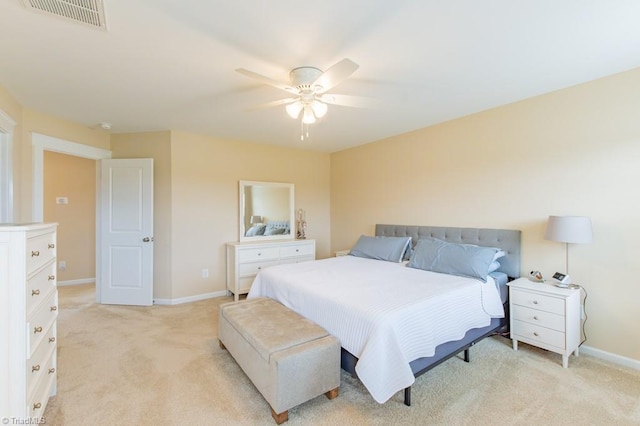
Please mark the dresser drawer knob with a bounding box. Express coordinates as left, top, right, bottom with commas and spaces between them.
48, 275, 56, 281
51, 305, 58, 311
49, 368, 56, 374
48, 243, 55, 249
31, 250, 40, 257
533, 332, 539, 337
295, 249, 299, 252
49, 337, 56, 343
257, 266, 262, 270
32, 364, 40, 372
533, 316, 538, 321
32, 289, 40, 296
33, 402, 42, 410
533, 300, 538, 305
34, 326, 43, 334
257, 252, 262, 256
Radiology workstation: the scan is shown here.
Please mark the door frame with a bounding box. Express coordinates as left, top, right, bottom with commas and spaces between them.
32, 132, 111, 302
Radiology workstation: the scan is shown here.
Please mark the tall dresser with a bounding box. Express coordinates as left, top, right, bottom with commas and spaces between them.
226, 239, 315, 301
1, 223, 58, 419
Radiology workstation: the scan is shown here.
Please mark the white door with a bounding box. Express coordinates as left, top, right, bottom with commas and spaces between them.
99, 159, 154, 306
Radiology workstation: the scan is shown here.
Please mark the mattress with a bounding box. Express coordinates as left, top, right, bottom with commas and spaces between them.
247, 255, 504, 403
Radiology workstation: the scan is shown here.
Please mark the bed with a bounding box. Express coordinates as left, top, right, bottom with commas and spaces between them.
247, 224, 521, 405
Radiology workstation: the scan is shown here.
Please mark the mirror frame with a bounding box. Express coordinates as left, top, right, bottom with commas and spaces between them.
239, 180, 295, 242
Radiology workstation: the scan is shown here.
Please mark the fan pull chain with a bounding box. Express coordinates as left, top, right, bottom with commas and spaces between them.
300, 120, 311, 141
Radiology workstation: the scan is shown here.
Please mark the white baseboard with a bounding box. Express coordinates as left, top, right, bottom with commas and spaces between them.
581, 344, 640, 370
58, 278, 95, 287
153, 290, 228, 306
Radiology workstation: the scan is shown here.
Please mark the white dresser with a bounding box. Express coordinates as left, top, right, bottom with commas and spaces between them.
1, 223, 58, 419
226, 239, 315, 301
508, 277, 581, 368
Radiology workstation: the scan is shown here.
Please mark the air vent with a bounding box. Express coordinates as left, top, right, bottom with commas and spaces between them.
21, 0, 107, 30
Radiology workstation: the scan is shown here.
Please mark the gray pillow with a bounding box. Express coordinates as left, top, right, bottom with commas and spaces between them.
264, 227, 286, 236
349, 235, 411, 263
245, 224, 266, 236
407, 237, 499, 281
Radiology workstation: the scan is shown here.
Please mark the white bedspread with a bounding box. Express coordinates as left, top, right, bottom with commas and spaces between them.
247, 255, 504, 403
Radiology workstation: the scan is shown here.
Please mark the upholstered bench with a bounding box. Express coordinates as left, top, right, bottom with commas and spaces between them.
218, 297, 340, 424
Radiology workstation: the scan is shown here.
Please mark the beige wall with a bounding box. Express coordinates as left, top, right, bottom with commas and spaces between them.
331, 67, 640, 361
110, 132, 173, 300
169, 131, 331, 299
43, 151, 96, 281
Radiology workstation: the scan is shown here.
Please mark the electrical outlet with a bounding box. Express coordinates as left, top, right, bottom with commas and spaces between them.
59, 260, 66, 271
201, 269, 209, 278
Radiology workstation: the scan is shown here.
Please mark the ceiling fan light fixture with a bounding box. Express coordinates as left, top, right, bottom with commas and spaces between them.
310, 100, 328, 118
302, 106, 316, 124
285, 101, 303, 119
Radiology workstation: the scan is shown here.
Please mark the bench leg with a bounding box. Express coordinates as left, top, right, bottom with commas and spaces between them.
271, 408, 288, 424
219, 340, 226, 350
325, 387, 339, 400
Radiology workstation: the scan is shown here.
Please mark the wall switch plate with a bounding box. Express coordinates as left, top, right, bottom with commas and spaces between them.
56, 197, 69, 205
201, 269, 209, 278
59, 260, 66, 271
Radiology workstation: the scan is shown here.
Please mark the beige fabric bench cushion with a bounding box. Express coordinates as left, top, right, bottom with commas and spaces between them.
220, 297, 329, 362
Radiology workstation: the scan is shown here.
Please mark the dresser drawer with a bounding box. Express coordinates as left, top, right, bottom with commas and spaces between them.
511, 289, 565, 315
27, 354, 56, 419
27, 323, 56, 400
238, 246, 280, 262
26, 261, 57, 317
280, 255, 315, 265
238, 260, 279, 277
27, 290, 58, 358
26, 231, 56, 275
280, 243, 315, 258
512, 319, 566, 349
511, 304, 565, 332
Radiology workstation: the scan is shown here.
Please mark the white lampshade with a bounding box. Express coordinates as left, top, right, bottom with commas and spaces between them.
544, 216, 593, 244
250, 215, 263, 224
285, 101, 303, 119
310, 100, 328, 118
302, 106, 316, 124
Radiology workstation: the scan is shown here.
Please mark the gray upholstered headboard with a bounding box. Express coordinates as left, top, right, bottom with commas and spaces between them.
375, 224, 521, 279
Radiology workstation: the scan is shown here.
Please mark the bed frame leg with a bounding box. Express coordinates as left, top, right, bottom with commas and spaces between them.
464, 348, 470, 363
404, 387, 411, 406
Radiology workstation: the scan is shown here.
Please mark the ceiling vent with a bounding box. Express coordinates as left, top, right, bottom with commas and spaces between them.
21, 0, 107, 30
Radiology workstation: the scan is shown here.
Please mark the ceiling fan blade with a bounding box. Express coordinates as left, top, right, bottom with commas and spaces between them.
236, 68, 297, 94
318, 94, 378, 108
247, 98, 298, 110
313, 58, 359, 94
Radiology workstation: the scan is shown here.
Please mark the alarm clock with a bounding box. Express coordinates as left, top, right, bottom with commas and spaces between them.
552, 272, 572, 287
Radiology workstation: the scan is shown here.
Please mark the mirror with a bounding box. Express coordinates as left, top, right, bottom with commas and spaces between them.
239, 180, 295, 242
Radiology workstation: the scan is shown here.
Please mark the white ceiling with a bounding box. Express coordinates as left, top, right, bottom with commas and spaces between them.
1, 1, 639, 153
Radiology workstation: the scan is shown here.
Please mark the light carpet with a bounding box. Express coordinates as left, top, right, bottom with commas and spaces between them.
43, 284, 640, 425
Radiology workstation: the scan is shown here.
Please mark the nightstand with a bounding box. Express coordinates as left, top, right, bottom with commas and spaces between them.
507, 277, 581, 368
334, 249, 350, 257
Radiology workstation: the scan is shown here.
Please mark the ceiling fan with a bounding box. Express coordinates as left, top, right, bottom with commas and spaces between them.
236, 58, 372, 127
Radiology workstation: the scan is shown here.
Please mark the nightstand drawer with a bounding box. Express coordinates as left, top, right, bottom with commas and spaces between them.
511, 304, 565, 332
512, 319, 565, 349
238, 260, 279, 276
238, 246, 280, 262
511, 289, 565, 315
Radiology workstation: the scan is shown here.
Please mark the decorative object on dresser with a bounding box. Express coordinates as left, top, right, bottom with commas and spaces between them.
226, 239, 315, 301
508, 277, 581, 368
1, 223, 58, 418
296, 208, 306, 240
